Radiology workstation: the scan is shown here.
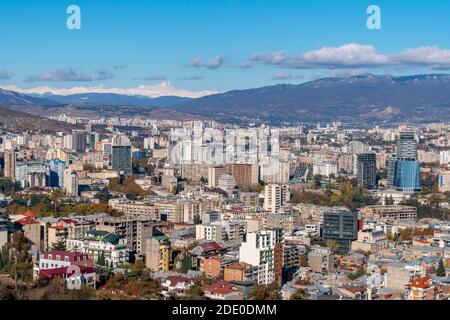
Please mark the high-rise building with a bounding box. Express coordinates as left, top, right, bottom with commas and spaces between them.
322, 211, 358, 253
388, 132, 422, 193
145, 236, 171, 272
112, 146, 132, 175
225, 163, 259, 187
4, 150, 16, 180
264, 184, 290, 213
64, 170, 79, 196
239, 228, 284, 285
357, 153, 377, 189
72, 130, 87, 153
207, 166, 226, 188
46, 158, 67, 188
15, 162, 50, 188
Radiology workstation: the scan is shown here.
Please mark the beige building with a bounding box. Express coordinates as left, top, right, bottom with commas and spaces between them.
145, 236, 171, 272
208, 166, 226, 188
264, 184, 290, 213
360, 205, 417, 221
351, 229, 389, 253
4, 150, 16, 180
308, 246, 335, 274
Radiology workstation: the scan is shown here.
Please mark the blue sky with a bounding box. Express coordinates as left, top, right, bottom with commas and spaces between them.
1, 0, 450, 96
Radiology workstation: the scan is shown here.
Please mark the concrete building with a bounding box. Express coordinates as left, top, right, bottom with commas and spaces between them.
66, 230, 129, 267
356, 153, 377, 189
111, 145, 132, 175
239, 228, 284, 285
4, 150, 16, 180
360, 205, 417, 221
208, 166, 226, 188
308, 246, 335, 274
64, 170, 79, 196
264, 184, 290, 213
322, 210, 358, 253
145, 236, 171, 272
351, 229, 389, 253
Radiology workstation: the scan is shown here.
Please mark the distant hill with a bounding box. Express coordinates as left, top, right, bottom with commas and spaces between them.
170, 74, 450, 124
3, 73, 450, 124
35, 93, 193, 107
0, 88, 58, 106
0, 105, 77, 132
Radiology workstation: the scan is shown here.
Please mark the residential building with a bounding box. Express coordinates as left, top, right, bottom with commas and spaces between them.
264, 184, 290, 213
112, 145, 132, 175
356, 153, 377, 189
145, 236, 171, 272
322, 210, 358, 253
239, 228, 284, 285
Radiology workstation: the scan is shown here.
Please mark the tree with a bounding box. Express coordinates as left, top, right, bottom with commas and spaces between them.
51, 240, 66, 251
291, 288, 309, 300
436, 259, 446, 277
97, 252, 106, 267
326, 239, 341, 254
183, 284, 205, 300
347, 267, 366, 280
95, 188, 113, 203
248, 284, 281, 300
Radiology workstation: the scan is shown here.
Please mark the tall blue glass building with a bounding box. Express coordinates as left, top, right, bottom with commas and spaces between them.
388, 132, 422, 193
46, 158, 67, 188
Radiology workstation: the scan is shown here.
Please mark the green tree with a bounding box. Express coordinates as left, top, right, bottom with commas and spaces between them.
97, 252, 106, 267
51, 240, 66, 251
248, 284, 281, 300
291, 288, 309, 300
183, 284, 205, 300
436, 259, 446, 277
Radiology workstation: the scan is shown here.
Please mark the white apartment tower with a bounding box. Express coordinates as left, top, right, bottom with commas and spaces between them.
239, 229, 284, 285
264, 184, 290, 213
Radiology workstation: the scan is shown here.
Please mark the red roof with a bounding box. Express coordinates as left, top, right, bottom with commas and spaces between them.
203, 280, 241, 295
42, 251, 90, 263
17, 217, 39, 225
410, 277, 433, 289
199, 241, 223, 252
39, 265, 95, 279
23, 211, 36, 218
48, 225, 66, 230
165, 275, 192, 287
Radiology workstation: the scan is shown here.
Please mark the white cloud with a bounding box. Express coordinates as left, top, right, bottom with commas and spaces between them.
0, 70, 12, 80
25, 68, 93, 82
393, 46, 450, 69
133, 74, 167, 81
250, 43, 450, 70
188, 55, 224, 69
1, 81, 218, 98
271, 71, 304, 80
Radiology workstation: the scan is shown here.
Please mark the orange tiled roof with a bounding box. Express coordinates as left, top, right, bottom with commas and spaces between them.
410, 277, 432, 289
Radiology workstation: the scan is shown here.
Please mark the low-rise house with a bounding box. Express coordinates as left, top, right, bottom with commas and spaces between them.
160, 275, 194, 297
203, 280, 244, 300
34, 250, 96, 288
223, 262, 258, 283
334, 284, 368, 300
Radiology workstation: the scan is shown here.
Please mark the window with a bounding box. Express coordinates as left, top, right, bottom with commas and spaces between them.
48, 254, 52, 260
64, 256, 70, 262
56, 255, 61, 261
